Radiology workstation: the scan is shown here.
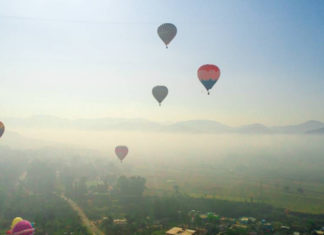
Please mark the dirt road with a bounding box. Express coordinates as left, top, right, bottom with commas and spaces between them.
61, 194, 104, 235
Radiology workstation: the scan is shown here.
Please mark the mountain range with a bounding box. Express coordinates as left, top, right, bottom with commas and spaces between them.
2, 116, 324, 135
306, 127, 324, 134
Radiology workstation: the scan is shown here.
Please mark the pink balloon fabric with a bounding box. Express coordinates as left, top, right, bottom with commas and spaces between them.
115, 146, 128, 162
198, 64, 220, 81
12, 220, 34, 235
197, 64, 221, 93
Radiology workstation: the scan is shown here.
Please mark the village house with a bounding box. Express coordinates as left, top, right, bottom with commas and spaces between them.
113, 218, 127, 225
313, 230, 324, 235
166, 227, 196, 235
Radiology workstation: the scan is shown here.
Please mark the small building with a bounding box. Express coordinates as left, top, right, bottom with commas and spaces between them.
166, 227, 196, 235
166, 227, 183, 234
314, 231, 324, 235
199, 214, 208, 220
207, 212, 219, 220
239, 217, 249, 224
182, 230, 196, 235
188, 210, 199, 216
281, 225, 290, 230
262, 222, 273, 232
248, 217, 256, 223
231, 224, 248, 230
195, 228, 207, 235
113, 219, 127, 225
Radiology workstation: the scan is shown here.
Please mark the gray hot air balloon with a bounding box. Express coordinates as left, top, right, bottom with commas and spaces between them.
152, 86, 168, 106
157, 23, 177, 48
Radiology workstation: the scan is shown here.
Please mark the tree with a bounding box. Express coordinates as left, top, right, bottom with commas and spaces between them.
114, 176, 146, 198
26, 159, 56, 194
60, 167, 75, 196
173, 185, 180, 194
297, 187, 304, 194
101, 216, 113, 232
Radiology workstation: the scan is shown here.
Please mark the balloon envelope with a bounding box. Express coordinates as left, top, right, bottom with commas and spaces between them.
115, 146, 128, 162
12, 220, 34, 235
197, 64, 220, 94
152, 86, 168, 106
157, 23, 177, 48
0, 121, 5, 138
11, 217, 23, 230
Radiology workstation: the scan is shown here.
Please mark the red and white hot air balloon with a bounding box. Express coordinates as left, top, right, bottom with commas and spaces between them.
197, 64, 221, 95
115, 146, 128, 162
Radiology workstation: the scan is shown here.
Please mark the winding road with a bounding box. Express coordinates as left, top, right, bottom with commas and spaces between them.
60, 194, 104, 235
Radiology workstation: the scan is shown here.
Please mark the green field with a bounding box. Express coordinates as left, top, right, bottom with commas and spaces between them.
129, 153, 324, 214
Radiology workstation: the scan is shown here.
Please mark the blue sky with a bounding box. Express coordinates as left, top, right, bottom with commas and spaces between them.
0, 0, 323, 125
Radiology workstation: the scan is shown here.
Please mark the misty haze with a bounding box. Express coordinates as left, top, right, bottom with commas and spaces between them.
1, 1, 324, 235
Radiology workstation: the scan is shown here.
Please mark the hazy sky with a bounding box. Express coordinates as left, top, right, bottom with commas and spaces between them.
0, 0, 323, 125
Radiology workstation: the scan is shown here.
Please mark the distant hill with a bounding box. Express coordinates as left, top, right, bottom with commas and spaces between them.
271, 120, 324, 134
0, 130, 103, 156
2, 115, 324, 135
0, 130, 53, 149
5, 115, 162, 131
306, 127, 324, 134
235, 123, 272, 134
167, 120, 231, 133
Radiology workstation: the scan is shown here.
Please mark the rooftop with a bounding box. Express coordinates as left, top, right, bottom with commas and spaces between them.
113, 219, 127, 225
166, 227, 196, 235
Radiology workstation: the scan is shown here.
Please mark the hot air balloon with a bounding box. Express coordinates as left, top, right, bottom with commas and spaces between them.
152, 86, 168, 106
197, 64, 221, 95
12, 220, 34, 235
11, 217, 23, 231
157, 23, 177, 48
115, 146, 128, 162
0, 121, 5, 138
